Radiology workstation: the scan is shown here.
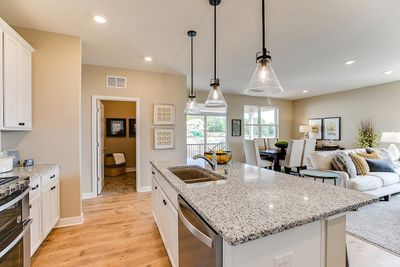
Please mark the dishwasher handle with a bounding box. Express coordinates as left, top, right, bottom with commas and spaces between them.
178, 196, 215, 248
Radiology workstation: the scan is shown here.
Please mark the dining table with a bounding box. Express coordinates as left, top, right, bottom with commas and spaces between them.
259, 149, 285, 172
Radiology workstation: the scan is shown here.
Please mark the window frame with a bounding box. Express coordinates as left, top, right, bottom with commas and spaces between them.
243, 105, 279, 140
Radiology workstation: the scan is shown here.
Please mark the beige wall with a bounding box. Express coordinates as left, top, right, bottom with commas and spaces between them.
102, 101, 136, 168
81, 64, 187, 193
196, 92, 293, 162
1, 27, 82, 218
292, 81, 400, 148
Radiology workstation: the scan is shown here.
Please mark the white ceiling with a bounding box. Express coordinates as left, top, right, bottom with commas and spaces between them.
1, 0, 400, 100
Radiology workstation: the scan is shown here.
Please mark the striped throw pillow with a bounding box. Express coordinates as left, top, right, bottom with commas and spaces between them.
349, 153, 370, 175
356, 151, 382, 160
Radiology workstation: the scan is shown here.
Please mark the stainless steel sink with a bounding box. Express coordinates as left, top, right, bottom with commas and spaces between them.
169, 166, 226, 184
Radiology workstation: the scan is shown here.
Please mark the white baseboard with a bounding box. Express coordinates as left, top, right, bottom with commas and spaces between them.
55, 213, 84, 228
137, 185, 151, 192
82, 192, 97, 199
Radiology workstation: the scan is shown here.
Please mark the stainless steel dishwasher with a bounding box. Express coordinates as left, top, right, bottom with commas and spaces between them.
178, 195, 222, 267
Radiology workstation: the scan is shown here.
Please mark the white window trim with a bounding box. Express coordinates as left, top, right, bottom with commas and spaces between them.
244, 105, 279, 139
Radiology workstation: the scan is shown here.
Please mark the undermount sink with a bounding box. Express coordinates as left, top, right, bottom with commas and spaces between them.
169, 166, 226, 184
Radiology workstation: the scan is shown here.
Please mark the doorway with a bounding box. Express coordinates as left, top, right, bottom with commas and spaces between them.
91, 96, 141, 195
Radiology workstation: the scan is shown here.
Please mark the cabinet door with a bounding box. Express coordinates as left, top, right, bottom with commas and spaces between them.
167, 199, 179, 267
152, 178, 159, 224
50, 181, 60, 227
29, 194, 42, 256
0, 30, 3, 127
3, 32, 20, 128
41, 188, 52, 237
158, 189, 168, 245
19, 47, 32, 128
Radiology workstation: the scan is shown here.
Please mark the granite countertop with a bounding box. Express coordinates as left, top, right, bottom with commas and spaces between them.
150, 159, 377, 246
0, 164, 59, 179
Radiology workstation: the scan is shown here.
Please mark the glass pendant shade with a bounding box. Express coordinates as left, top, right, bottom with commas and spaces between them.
244, 58, 283, 96
184, 96, 201, 114
205, 83, 227, 107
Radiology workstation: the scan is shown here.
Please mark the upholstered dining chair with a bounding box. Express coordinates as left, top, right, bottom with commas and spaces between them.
243, 140, 273, 169
266, 138, 279, 150
279, 139, 305, 175
301, 138, 317, 169
254, 138, 267, 150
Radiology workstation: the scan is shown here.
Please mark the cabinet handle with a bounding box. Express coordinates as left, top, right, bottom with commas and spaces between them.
50, 175, 56, 179
19, 122, 25, 126
163, 199, 167, 206
29, 204, 32, 209
51, 186, 56, 190
31, 184, 39, 191
154, 186, 158, 190
152, 171, 155, 175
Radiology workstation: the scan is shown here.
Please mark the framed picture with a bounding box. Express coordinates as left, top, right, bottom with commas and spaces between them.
323, 117, 341, 140
129, 118, 136, 137
232, 119, 241, 136
154, 128, 175, 150
154, 104, 175, 125
308, 118, 323, 140
106, 118, 126, 137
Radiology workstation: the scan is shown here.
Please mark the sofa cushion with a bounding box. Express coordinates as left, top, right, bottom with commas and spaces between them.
332, 152, 357, 178
369, 172, 400, 186
365, 158, 396, 173
349, 153, 370, 175
309, 151, 335, 170
347, 175, 384, 191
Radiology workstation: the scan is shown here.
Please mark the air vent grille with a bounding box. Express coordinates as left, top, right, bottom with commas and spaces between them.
106, 75, 127, 88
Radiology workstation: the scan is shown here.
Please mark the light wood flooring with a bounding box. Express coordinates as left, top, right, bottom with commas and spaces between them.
32, 175, 399, 267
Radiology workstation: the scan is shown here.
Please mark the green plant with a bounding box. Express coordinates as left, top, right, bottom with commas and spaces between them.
356, 119, 380, 148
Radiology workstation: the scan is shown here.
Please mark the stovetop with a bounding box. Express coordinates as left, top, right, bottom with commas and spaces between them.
0, 176, 19, 186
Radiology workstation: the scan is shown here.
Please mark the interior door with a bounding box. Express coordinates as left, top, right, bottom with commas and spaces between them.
97, 101, 105, 194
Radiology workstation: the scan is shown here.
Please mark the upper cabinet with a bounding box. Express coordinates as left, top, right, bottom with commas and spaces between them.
0, 17, 34, 131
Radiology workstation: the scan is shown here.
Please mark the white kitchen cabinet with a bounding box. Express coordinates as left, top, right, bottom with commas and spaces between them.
50, 180, 60, 227
152, 178, 160, 224
29, 194, 42, 256
166, 199, 179, 267
41, 185, 52, 237
0, 29, 3, 128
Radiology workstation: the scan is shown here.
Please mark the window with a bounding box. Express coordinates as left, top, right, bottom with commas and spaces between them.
186, 104, 227, 157
244, 105, 279, 140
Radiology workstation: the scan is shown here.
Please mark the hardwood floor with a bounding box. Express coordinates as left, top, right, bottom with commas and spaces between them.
32, 177, 398, 267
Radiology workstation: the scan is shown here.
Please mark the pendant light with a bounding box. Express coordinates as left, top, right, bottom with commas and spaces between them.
184, 30, 201, 115
244, 0, 283, 96
205, 0, 227, 107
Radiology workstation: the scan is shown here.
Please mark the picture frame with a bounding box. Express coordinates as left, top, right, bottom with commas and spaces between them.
154, 104, 175, 125
323, 117, 341, 141
308, 118, 323, 140
106, 118, 126, 137
154, 128, 175, 150
129, 118, 136, 137
231, 119, 241, 137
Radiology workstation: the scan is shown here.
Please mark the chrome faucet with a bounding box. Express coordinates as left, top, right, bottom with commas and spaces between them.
193, 154, 217, 170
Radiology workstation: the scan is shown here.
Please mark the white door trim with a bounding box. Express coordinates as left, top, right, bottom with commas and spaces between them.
90, 95, 141, 195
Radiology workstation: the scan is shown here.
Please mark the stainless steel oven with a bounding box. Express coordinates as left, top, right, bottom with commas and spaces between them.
0, 175, 31, 267
178, 195, 222, 267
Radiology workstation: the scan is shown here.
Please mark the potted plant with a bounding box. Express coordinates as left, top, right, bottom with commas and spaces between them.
356, 119, 380, 148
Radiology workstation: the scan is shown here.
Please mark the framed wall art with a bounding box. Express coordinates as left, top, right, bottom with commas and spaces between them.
154, 104, 175, 125
323, 117, 341, 141
308, 118, 323, 140
154, 128, 175, 150
232, 119, 241, 137
106, 118, 126, 137
129, 118, 136, 137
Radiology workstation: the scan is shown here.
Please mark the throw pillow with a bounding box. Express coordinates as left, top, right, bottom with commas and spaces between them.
309, 151, 335, 170
388, 144, 400, 161
356, 151, 382, 160
365, 158, 396, 173
332, 152, 357, 178
349, 153, 370, 175
376, 148, 392, 160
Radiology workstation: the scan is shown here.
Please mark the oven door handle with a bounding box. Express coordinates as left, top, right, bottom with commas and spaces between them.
0, 219, 32, 258
0, 188, 30, 213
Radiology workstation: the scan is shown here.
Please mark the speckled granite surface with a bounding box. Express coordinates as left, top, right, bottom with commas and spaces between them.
0, 164, 59, 179
150, 159, 378, 246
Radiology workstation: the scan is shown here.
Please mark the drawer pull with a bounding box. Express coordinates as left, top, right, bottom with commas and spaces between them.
163, 199, 167, 206
19, 122, 25, 126
51, 186, 56, 190
155, 186, 158, 190
152, 171, 155, 175
31, 184, 39, 191
50, 175, 56, 179
29, 204, 32, 209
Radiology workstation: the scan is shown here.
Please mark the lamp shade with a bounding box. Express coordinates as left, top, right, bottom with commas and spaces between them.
244, 60, 283, 96
380, 132, 400, 143
299, 125, 312, 133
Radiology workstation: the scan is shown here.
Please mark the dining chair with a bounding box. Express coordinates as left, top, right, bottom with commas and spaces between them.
279, 139, 305, 175
301, 138, 316, 169
266, 138, 279, 150
243, 140, 273, 169
254, 138, 267, 150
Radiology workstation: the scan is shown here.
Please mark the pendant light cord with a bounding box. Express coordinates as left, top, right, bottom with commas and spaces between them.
190, 35, 194, 96
214, 4, 217, 80
262, 0, 266, 54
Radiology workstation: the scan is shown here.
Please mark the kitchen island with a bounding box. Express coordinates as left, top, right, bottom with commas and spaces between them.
150, 159, 377, 267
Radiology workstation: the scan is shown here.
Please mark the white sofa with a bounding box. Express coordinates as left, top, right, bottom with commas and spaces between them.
306, 148, 400, 198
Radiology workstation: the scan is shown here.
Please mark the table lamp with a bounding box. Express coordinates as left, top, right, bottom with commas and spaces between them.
380, 132, 400, 160
299, 125, 312, 139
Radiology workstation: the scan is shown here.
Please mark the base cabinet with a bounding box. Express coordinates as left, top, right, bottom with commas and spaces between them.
29, 194, 42, 256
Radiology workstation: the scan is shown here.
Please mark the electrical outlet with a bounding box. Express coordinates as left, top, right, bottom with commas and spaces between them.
274, 252, 293, 267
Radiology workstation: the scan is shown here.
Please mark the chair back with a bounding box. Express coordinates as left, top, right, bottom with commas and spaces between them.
266, 138, 278, 150
254, 138, 266, 150
284, 140, 305, 168
302, 138, 316, 167
243, 140, 263, 167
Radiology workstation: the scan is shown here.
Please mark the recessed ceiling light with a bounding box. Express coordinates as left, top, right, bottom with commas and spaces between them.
345, 60, 356, 65
303, 90, 309, 93
144, 57, 153, 62
94, 15, 107, 24
383, 70, 394, 75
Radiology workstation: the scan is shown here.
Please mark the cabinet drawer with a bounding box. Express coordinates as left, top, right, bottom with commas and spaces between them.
29, 176, 41, 199
41, 167, 59, 188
